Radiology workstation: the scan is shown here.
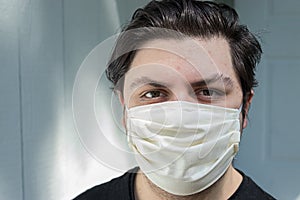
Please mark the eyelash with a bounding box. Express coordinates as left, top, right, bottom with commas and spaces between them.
139, 88, 225, 103
198, 88, 221, 95
141, 90, 168, 99
195, 88, 225, 101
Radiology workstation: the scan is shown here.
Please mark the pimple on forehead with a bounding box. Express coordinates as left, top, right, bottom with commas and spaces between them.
131, 49, 190, 72
130, 37, 238, 83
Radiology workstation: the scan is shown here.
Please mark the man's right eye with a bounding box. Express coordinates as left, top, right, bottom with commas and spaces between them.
142, 90, 164, 99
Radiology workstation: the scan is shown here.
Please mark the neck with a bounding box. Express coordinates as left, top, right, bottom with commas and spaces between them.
134, 165, 242, 200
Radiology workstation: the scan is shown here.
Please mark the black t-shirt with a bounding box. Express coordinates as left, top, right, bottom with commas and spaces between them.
74, 167, 276, 200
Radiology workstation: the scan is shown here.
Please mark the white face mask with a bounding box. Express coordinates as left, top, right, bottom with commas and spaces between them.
126, 101, 241, 196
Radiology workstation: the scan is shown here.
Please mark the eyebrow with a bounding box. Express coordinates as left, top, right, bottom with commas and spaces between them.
130, 77, 171, 90
129, 74, 234, 90
190, 74, 234, 88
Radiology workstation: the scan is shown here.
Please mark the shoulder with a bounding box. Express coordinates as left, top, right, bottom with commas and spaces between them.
73, 167, 138, 200
229, 169, 276, 200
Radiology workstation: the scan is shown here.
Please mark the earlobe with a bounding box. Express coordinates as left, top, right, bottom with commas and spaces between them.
242, 89, 254, 129
242, 116, 249, 129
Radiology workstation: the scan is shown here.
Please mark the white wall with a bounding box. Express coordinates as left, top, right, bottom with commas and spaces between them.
0, 0, 145, 199
0, 1, 23, 199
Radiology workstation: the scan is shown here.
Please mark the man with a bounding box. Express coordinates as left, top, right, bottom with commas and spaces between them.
75, 0, 275, 199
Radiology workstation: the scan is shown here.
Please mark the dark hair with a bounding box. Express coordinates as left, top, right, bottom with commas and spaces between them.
106, 0, 262, 118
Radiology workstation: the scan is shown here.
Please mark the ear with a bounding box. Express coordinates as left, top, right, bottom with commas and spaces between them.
242, 89, 254, 129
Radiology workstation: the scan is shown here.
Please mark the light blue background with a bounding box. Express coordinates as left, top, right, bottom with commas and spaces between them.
0, 0, 299, 199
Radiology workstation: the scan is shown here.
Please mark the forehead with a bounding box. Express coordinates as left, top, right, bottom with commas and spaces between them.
123, 37, 237, 92
131, 37, 232, 73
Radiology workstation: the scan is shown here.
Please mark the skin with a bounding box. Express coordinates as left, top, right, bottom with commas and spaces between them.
119, 37, 253, 199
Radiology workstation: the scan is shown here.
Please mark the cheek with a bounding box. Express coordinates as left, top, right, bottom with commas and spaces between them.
235, 82, 244, 104
123, 89, 136, 108
229, 84, 243, 107
126, 94, 142, 108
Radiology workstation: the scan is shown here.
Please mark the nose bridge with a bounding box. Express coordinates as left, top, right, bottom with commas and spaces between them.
171, 85, 198, 103
167, 64, 200, 103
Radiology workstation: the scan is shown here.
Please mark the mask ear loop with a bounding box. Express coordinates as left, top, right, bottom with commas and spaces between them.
238, 104, 243, 113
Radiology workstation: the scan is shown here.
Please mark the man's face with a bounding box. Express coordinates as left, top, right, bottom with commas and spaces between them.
122, 37, 243, 113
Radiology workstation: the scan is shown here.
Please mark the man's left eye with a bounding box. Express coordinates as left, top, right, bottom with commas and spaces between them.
201, 89, 215, 96
197, 89, 224, 99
